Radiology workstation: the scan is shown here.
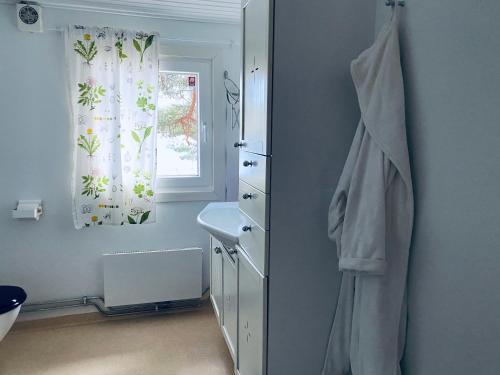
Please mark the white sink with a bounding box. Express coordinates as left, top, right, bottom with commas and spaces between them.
197, 202, 244, 247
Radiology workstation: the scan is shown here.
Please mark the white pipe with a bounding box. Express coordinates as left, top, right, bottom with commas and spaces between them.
21, 293, 208, 318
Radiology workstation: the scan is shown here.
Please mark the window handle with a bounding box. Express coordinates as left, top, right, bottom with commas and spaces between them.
201, 121, 208, 143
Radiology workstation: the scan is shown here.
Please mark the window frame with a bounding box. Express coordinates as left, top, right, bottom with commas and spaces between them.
156, 44, 226, 203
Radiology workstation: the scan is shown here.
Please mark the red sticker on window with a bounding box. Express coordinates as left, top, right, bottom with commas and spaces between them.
188, 76, 196, 86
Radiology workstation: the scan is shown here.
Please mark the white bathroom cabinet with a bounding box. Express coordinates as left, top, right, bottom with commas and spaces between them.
212, 0, 376, 374
237, 247, 267, 375
236, 0, 272, 373
209, 237, 223, 325
209, 235, 266, 375
222, 246, 238, 361
240, 0, 272, 156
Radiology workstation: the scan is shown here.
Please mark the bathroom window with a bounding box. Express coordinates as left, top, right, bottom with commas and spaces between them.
156, 55, 217, 202
157, 70, 200, 178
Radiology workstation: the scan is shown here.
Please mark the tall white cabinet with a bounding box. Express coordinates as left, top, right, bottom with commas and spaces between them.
211, 0, 377, 374
235, 1, 273, 373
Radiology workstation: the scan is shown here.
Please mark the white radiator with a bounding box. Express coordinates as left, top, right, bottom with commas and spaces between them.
103, 248, 202, 307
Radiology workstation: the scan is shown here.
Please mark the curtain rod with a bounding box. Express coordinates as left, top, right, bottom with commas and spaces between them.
46, 27, 238, 47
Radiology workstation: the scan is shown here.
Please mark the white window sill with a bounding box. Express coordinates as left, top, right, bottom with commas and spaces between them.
156, 186, 223, 203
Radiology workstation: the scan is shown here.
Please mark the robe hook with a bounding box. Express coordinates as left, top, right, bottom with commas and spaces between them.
385, 0, 405, 7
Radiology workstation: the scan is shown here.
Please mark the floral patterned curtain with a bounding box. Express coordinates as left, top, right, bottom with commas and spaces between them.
65, 26, 159, 228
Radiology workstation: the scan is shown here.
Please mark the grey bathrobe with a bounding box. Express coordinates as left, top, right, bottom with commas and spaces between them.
322, 10, 414, 375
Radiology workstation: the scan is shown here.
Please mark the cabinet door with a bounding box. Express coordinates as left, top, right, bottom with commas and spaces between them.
210, 237, 223, 325
242, 0, 271, 156
238, 248, 267, 375
222, 247, 238, 361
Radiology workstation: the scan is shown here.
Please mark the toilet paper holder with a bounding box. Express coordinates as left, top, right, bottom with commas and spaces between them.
12, 200, 43, 221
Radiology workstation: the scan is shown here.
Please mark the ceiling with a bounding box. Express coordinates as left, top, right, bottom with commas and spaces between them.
9, 0, 241, 24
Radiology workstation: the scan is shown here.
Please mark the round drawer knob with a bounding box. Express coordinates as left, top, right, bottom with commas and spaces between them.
228, 249, 238, 255
234, 142, 244, 148
242, 193, 254, 200
214, 247, 222, 254
243, 160, 254, 167
242, 225, 252, 232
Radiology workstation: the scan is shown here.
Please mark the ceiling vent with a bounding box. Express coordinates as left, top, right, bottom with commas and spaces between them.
17, 2, 43, 33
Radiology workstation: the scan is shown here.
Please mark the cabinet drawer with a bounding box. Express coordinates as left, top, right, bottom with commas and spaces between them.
239, 214, 268, 276
238, 248, 267, 375
239, 151, 270, 193
239, 181, 269, 230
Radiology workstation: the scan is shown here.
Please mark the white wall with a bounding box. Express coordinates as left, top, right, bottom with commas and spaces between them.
0, 4, 240, 304
374, 2, 500, 374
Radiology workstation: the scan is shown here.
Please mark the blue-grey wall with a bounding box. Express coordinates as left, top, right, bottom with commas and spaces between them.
0, 4, 240, 303
267, 0, 376, 373
375, 2, 500, 374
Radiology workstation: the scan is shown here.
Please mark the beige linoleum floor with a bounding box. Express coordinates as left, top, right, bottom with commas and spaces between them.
0, 303, 234, 375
